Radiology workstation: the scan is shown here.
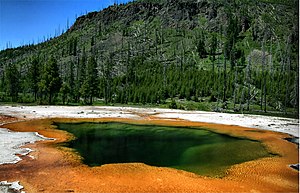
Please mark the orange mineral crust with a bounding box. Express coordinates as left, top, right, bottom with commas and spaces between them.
0, 118, 298, 193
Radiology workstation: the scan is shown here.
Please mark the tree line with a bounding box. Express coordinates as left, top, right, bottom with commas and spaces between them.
0, 0, 298, 116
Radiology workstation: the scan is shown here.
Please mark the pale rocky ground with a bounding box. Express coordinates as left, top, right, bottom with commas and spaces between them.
0, 105, 298, 193
0, 105, 298, 136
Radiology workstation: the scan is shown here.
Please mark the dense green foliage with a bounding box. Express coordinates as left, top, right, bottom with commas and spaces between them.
0, 0, 298, 117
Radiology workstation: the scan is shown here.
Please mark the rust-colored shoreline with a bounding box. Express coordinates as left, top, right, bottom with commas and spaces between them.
0, 117, 298, 193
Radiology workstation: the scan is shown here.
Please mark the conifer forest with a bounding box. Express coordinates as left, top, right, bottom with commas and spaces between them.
0, 0, 298, 118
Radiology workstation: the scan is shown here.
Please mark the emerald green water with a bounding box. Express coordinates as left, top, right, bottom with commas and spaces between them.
55, 122, 272, 177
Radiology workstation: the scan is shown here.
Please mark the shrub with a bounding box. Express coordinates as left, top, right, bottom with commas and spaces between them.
169, 99, 178, 109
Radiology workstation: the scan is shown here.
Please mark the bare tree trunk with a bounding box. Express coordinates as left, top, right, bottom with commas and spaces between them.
181, 40, 185, 70
240, 87, 245, 114
247, 53, 251, 111
126, 41, 131, 104
223, 58, 227, 104
284, 48, 291, 114
89, 95, 92, 105
263, 69, 267, 112
269, 39, 273, 103
233, 61, 238, 110
217, 61, 221, 109
49, 93, 52, 104
159, 24, 167, 96
284, 34, 292, 114
295, 69, 299, 115
261, 35, 267, 112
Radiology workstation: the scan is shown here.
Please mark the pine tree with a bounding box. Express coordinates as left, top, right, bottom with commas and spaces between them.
28, 56, 40, 101
196, 32, 207, 59
68, 60, 75, 101
39, 57, 62, 104
0, 70, 4, 92
103, 55, 113, 104
209, 33, 218, 72
60, 82, 70, 104
5, 63, 20, 102
87, 57, 99, 104
75, 49, 87, 102
80, 56, 99, 104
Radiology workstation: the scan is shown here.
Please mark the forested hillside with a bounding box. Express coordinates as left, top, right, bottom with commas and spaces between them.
0, 0, 298, 117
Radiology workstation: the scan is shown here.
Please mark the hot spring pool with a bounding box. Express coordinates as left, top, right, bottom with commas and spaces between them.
55, 122, 273, 177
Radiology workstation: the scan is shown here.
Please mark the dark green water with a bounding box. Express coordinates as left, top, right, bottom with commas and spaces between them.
55, 122, 272, 177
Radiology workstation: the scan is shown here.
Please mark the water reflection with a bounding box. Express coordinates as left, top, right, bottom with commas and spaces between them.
56, 122, 272, 176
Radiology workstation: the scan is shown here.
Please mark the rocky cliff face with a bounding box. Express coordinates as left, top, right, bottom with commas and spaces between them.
69, 0, 222, 32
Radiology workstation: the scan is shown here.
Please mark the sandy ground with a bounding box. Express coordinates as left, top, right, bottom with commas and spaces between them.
0, 105, 299, 193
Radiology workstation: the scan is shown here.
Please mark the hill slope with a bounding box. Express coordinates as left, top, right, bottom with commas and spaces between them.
0, 0, 298, 117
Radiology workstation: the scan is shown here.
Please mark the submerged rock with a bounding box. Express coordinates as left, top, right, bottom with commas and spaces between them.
0, 181, 25, 193
284, 137, 299, 145
290, 164, 299, 171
